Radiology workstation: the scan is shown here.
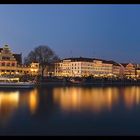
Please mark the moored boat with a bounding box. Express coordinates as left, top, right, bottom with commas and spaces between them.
0, 77, 35, 89
69, 77, 85, 84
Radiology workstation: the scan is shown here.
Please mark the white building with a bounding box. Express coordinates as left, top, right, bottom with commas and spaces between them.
54, 57, 121, 77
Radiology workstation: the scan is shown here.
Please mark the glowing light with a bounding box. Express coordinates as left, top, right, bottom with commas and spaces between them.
0, 91, 19, 124
53, 87, 119, 113
29, 89, 38, 114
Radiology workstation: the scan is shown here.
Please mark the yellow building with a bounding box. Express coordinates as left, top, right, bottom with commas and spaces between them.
0, 45, 39, 76
136, 69, 140, 78
55, 58, 94, 77
54, 57, 122, 77
121, 63, 136, 78
92, 59, 112, 77
134, 64, 140, 78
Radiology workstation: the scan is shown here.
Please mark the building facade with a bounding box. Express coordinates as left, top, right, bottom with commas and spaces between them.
54, 57, 122, 77
0, 45, 39, 76
121, 63, 136, 78
134, 64, 140, 78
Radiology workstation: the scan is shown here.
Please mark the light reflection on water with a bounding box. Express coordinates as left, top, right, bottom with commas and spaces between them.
0, 91, 19, 125
53, 87, 119, 113
123, 86, 140, 109
0, 86, 140, 134
1, 86, 140, 119
0, 89, 38, 126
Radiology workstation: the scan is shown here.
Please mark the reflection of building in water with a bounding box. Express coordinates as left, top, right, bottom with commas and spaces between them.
0, 92, 19, 125
123, 86, 140, 109
29, 89, 39, 114
19, 89, 39, 114
53, 87, 119, 113
0, 89, 39, 126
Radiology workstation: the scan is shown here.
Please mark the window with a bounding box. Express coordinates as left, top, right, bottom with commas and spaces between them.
12, 63, 15, 66
7, 63, 10, 66
2, 63, 5, 66
2, 56, 10, 60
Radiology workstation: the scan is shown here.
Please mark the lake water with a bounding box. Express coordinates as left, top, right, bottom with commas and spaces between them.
0, 85, 140, 135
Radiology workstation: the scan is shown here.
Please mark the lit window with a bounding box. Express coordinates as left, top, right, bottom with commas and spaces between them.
12, 63, 15, 66
2, 56, 10, 60
7, 63, 10, 66
2, 63, 5, 66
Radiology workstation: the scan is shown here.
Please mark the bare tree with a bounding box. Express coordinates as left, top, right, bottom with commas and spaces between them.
24, 45, 59, 78
24, 51, 37, 65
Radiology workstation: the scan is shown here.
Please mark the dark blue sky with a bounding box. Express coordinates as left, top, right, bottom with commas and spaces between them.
0, 4, 140, 63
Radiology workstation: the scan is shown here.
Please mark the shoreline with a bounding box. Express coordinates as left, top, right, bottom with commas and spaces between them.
37, 81, 140, 87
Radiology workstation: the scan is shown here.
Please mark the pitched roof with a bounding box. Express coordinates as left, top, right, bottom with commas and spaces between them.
121, 63, 129, 67
63, 57, 93, 62
0, 47, 22, 65
62, 57, 120, 66
104, 60, 121, 66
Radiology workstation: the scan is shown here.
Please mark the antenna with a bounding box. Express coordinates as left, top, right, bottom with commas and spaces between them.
92, 51, 95, 59
70, 50, 73, 58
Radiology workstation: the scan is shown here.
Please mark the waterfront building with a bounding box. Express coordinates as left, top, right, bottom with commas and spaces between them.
55, 58, 96, 77
0, 45, 39, 76
2, 45, 137, 78
109, 61, 122, 77
134, 64, 140, 78
54, 57, 122, 77
120, 63, 136, 78
44, 63, 55, 76
92, 59, 121, 77
92, 59, 112, 77
136, 68, 140, 78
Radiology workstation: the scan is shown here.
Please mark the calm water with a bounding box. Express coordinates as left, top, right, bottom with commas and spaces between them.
1, 85, 140, 135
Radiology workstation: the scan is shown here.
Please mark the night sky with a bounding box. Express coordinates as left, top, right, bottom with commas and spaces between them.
0, 4, 140, 63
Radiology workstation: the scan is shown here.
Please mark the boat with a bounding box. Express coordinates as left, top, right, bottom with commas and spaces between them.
69, 77, 85, 84
0, 77, 35, 89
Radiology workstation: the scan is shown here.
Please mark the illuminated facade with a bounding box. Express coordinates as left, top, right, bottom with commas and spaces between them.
54, 57, 122, 77
135, 64, 140, 78
0, 45, 39, 76
121, 63, 136, 78
1, 45, 137, 78
55, 58, 94, 77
